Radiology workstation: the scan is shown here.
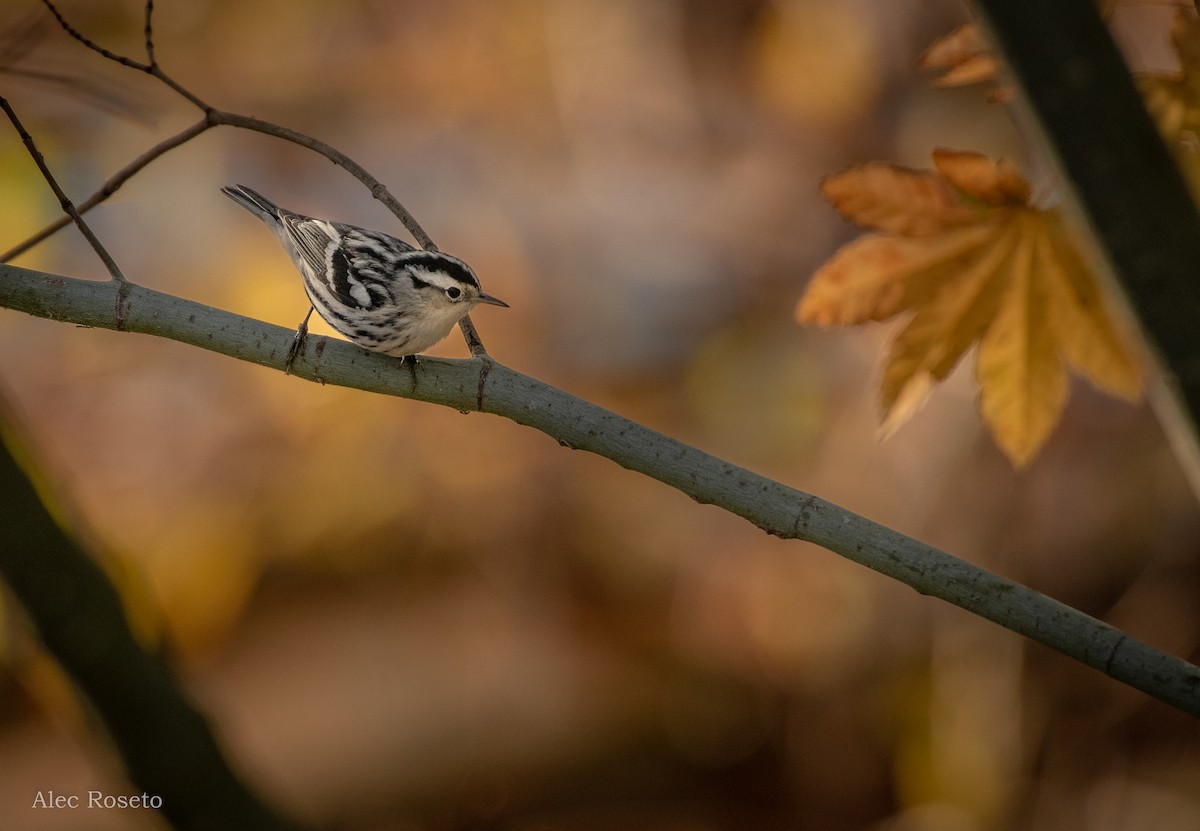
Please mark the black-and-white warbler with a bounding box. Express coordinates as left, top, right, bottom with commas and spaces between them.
221, 184, 507, 366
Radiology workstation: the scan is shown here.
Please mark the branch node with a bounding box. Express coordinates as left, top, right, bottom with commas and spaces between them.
1105, 633, 1128, 676
789, 495, 819, 540
475, 356, 495, 412
114, 280, 131, 331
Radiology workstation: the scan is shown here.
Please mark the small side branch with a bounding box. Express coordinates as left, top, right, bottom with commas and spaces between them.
40, 0, 150, 71
16, 0, 500, 353
0, 118, 212, 263
205, 110, 436, 250
143, 0, 156, 66
0, 97, 127, 286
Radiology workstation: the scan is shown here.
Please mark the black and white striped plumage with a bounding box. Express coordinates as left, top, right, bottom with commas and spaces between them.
221, 184, 507, 357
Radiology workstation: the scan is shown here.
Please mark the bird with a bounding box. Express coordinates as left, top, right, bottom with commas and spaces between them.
221, 184, 507, 369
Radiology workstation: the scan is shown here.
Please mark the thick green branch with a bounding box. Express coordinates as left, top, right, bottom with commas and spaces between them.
2, 262, 1198, 717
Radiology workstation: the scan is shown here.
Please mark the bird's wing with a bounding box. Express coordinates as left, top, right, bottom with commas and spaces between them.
284, 218, 415, 310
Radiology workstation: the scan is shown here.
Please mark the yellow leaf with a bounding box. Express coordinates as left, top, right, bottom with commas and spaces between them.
932, 149, 1031, 206
933, 54, 1002, 89
798, 224, 998, 326
880, 224, 1015, 423
976, 221, 1069, 467
918, 24, 988, 74
820, 163, 977, 236
800, 150, 1145, 467
1037, 216, 1143, 398
878, 370, 935, 441
1171, 7, 1200, 73
1138, 9, 1200, 196
918, 23, 1012, 100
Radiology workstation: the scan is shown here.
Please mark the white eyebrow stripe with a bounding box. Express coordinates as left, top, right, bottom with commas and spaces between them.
410, 265, 474, 290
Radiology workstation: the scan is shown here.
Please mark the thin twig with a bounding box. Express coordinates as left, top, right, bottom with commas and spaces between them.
143, 0, 156, 66
2, 109, 439, 261
21, 0, 489, 352
40, 0, 149, 72
207, 110, 436, 249
149, 65, 210, 112
457, 313, 488, 357
32, 0, 434, 248
0, 97, 127, 285
1, 118, 211, 263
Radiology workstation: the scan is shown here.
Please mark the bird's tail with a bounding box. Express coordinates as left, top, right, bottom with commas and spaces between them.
221, 184, 282, 224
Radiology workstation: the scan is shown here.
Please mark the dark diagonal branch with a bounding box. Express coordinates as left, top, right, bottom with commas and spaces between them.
973, 0, 1200, 487
0, 391, 301, 831
2, 262, 1198, 718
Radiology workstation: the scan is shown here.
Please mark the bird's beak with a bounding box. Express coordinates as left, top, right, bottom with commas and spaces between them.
477, 292, 510, 308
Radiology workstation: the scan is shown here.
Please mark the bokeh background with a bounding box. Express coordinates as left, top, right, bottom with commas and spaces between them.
2, 0, 1199, 829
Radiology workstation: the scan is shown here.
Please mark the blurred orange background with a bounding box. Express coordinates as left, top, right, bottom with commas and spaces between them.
1, 1, 1198, 829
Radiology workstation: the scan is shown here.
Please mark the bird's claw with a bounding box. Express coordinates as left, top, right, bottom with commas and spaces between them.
284, 320, 309, 375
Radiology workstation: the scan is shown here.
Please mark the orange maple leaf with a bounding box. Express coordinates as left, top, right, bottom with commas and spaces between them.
1138, 8, 1200, 194
918, 24, 1013, 102
798, 149, 1143, 466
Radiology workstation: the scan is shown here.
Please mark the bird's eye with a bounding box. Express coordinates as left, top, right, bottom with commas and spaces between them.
445, 286, 462, 300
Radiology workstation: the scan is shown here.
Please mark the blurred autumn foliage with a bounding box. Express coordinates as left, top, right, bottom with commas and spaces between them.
799, 149, 1142, 466
1, 1, 1199, 831
802, 5, 1200, 470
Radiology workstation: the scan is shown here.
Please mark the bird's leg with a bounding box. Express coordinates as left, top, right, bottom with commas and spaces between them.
400, 353, 420, 385
285, 306, 315, 375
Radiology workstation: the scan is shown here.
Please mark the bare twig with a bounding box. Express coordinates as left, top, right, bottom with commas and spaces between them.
30, 0, 435, 250
39, 0, 197, 112
206, 110, 436, 249
457, 313, 489, 357
0, 108, 441, 262
41, 0, 149, 72
0, 97, 127, 286
17, 1, 480, 348
0, 117, 212, 262
143, 0, 156, 66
